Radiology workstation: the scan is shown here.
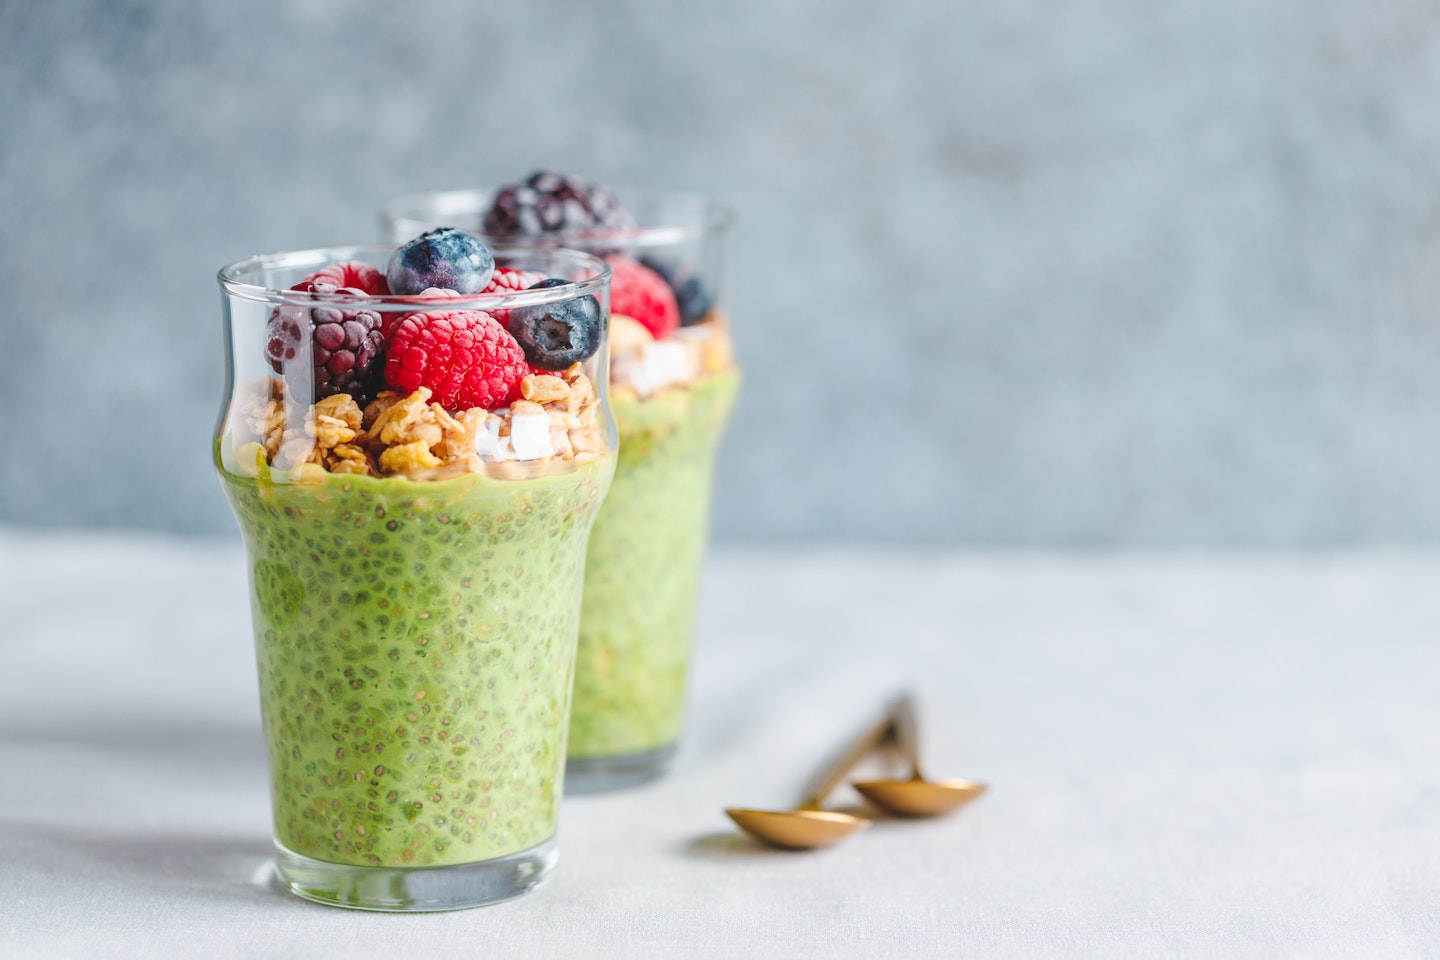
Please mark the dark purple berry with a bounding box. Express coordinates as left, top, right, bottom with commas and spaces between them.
265, 284, 385, 404
483, 171, 635, 237
507, 278, 603, 370
386, 227, 495, 296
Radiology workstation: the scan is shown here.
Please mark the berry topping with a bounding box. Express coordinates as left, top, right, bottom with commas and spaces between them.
481, 266, 548, 293
479, 268, 548, 333
293, 260, 390, 296
266, 287, 386, 405
383, 309, 528, 410
607, 256, 680, 339
378, 287, 461, 340
507, 278, 604, 371
639, 255, 712, 327
483, 171, 635, 237
387, 228, 495, 296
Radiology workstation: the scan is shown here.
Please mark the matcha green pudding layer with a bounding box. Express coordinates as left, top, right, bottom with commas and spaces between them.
222, 458, 612, 871
568, 370, 739, 770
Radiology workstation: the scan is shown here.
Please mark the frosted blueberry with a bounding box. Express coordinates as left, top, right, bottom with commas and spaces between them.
387, 228, 495, 296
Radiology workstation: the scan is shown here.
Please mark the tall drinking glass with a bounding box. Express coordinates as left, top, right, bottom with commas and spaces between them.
215, 243, 614, 909
383, 188, 738, 791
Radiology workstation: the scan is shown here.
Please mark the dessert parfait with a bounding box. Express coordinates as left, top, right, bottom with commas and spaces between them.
384, 174, 739, 791
215, 230, 615, 910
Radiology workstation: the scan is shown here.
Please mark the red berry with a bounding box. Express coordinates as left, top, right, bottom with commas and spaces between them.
380, 287, 460, 341
608, 256, 679, 339
384, 309, 528, 410
293, 261, 390, 296
482, 268, 549, 333
482, 267, 547, 293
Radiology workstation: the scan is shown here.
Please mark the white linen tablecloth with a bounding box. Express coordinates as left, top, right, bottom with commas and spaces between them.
1, 530, 1436, 958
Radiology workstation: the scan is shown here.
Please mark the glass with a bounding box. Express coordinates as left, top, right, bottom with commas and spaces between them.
214, 243, 615, 910
383, 189, 739, 792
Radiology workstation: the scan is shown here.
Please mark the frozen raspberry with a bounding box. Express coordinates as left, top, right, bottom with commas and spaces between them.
384, 309, 528, 410
379, 287, 460, 341
266, 286, 385, 404
293, 261, 390, 296
483, 171, 635, 237
481, 267, 549, 333
608, 256, 680, 339
482, 266, 547, 293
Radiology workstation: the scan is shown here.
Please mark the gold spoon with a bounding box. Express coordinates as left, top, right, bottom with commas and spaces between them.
726, 707, 895, 850
852, 692, 986, 817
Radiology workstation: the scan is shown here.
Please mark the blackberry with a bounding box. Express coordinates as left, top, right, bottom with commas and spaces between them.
266, 283, 386, 404
483, 171, 635, 237
639, 255, 713, 327
507, 278, 604, 370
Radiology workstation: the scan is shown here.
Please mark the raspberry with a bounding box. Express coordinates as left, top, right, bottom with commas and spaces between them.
266, 287, 385, 405
380, 287, 460, 341
482, 267, 547, 293
483, 171, 635, 237
384, 309, 528, 410
293, 261, 390, 296
482, 267, 550, 333
607, 256, 680, 339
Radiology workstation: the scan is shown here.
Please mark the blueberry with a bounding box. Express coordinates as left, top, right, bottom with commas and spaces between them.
673, 276, 712, 326
639, 255, 712, 326
386, 227, 495, 295
507, 278, 604, 370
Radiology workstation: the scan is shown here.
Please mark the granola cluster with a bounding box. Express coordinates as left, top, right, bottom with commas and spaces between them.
228, 364, 606, 483
608, 310, 736, 402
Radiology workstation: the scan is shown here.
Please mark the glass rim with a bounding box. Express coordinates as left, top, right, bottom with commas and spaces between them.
217, 242, 612, 308
379, 187, 735, 247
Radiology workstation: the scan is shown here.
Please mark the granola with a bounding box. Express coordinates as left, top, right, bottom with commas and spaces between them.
608, 310, 735, 399
228, 376, 606, 482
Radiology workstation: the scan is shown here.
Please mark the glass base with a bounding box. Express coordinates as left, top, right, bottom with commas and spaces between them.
565, 742, 677, 794
272, 834, 557, 912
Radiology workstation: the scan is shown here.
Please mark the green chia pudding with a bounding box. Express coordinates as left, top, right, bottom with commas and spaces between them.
221, 457, 613, 867
569, 369, 738, 759
382, 175, 741, 784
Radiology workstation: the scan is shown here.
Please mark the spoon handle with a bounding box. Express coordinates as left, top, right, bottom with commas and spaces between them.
891, 692, 924, 780
798, 702, 899, 809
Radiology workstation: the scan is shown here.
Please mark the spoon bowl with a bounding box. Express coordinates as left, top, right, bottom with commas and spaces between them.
723, 707, 896, 851
852, 776, 986, 817
851, 694, 987, 818
725, 807, 870, 850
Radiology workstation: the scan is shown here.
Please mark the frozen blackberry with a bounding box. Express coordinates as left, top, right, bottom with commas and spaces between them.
266, 285, 385, 404
483, 171, 635, 237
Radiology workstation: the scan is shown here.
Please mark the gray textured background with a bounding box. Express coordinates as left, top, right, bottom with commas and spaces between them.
4, 0, 1440, 545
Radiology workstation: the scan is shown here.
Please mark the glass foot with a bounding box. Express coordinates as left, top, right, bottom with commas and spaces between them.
565, 742, 677, 794
272, 834, 557, 912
